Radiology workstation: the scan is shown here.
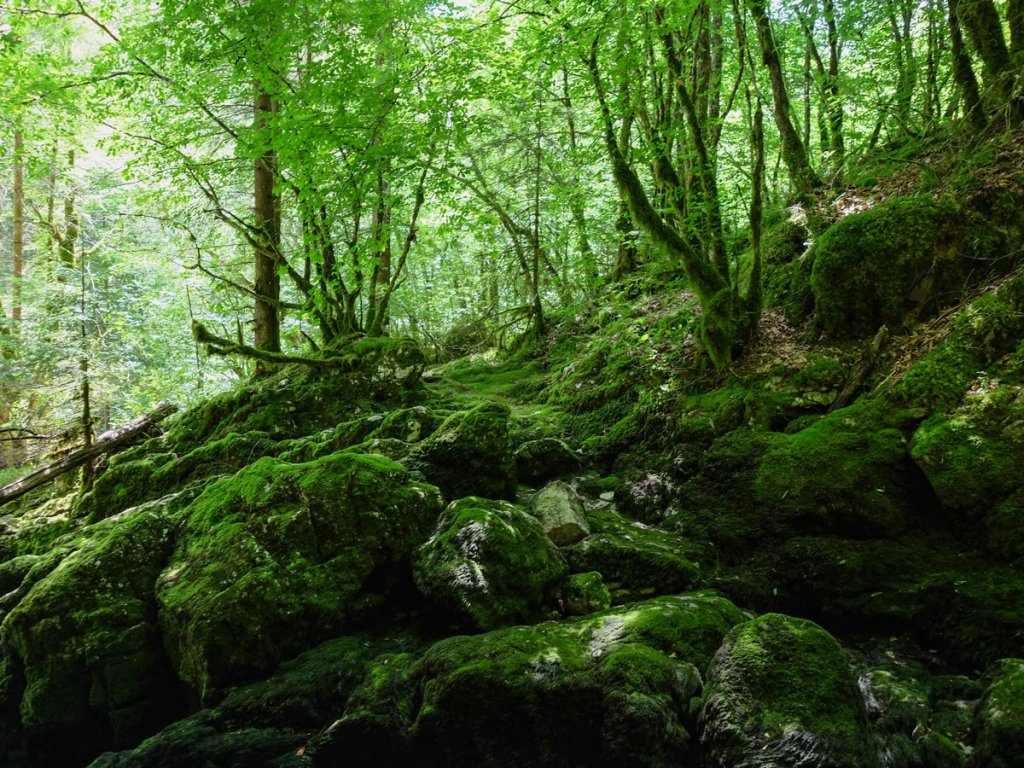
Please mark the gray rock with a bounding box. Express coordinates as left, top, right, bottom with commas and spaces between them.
531, 480, 590, 546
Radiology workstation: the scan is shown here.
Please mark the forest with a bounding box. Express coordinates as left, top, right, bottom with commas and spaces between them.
0, 0, 1023, 765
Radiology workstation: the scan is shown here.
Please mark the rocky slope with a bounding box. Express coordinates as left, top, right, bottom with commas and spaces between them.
2, 131, 1024, 767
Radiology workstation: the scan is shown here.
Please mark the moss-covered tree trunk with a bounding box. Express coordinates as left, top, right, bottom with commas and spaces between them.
951, 0, 1022, 119
947, 0, 987, 129
588, 40, 741, 368
746, 0, 822, 198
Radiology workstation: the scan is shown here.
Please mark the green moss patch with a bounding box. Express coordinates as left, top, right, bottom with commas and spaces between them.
700, 613, 874, 768
413, 497, 567, 631
156, 451, 442, 698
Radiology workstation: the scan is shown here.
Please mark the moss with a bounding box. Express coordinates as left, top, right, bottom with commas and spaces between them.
319, 591, 741, 768
368, 406, 438, 443
911, 380, 1024, 526
971, 659, 1024, 768
566, 506, 701, 603
700, 613, 875, 768
811, 196, 1000, 339
0, 497, 187, 761
413, 497, 567, 631
406, 402, 517, 502
755, 401, 930, 538
157, 451, 443, 698
514, 438, 582, 485
566, 572, 612, 615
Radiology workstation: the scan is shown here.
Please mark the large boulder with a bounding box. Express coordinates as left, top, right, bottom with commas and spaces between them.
911, 381, 1024, 546
700, 613, 876, 768
515, 438, 582, 485
156, 451, 443, 697
315, 592, 746, 768
413, 497, 567, 631
970, 658, 1024, 768
810, 197, 1000, 339
0, 497, 186, 767
566, 506, 700, 603
407, 402, 517, 502
88, 635, 393, 768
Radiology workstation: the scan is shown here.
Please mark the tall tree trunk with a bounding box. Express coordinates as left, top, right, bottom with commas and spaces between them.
1010, 0, 1024, 61
253, 87, 281, 353
366, 166, 393, 336
79, 257, 93, 492
58, 150, 79, 284
12, 130, 24, 330
562, 68, 597, 287
746, 0, 822, 198
952, 0, 1019, 115
823, 0, 844, 178
887, 0, 916, 133
947, 0, 987, 129
747, 98, 766, 327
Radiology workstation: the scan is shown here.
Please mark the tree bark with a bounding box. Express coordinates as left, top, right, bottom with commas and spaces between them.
12, 130, 24, 329
952, 0, 1019, 115
746, 0, 821, 198
253, 87, 282, 353
947, 0, 987, 129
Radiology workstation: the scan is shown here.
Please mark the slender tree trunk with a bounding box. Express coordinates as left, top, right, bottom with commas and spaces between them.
58, 150, 79, 280
79, 257, 93, 492
366, 166, 393, 336
253, 87, 281, 353
530, 86, 545, 337
823, 0, 844, 178
924, 0, 939, 127
887, 0, 916, 133
45, 144, 57, 263
803, 36, 812, 150
12, 130, 24, 330
947, 0, 987, 129
746, 0, 821, 198
747, 98, 765, 327
562, 69, 597, 287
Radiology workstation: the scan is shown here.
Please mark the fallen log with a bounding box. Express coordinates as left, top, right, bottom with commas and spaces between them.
0, 403, 178, 506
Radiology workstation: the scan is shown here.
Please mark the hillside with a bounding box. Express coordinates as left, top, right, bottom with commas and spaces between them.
0, 123, 1023, 767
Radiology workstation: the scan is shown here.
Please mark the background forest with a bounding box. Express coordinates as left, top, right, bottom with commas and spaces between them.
0, 0, 1020, 461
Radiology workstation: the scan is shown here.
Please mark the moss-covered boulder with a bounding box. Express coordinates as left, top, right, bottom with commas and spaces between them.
407, 402, 517, 501
530, 480, 590, 545
566, 571, 613, 615
0, 497, 186, 767
970, 659, 1024, 768
755, 404, 935, 540
156, 451, 442, 698
811, 197, 998, 339
315, 592, 745, 768
565, 506, 700, 604
911, 380, 1024, 532
515, 438, 582, 485
413, 497, 567, 631
89, 635, 395, 768
367, 405, 439, 443
700, 613, 876, 768
85, 431, 278, 523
